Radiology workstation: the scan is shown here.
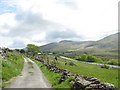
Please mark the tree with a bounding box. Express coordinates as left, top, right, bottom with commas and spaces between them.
20, 49, 25, 54
80, 54, 96, 62
86, 55, 96, 62
26, 44, 41, 56
80, 54, 87, 61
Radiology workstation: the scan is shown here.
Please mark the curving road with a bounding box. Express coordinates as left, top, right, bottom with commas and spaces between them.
60, 56, 120, 69
6, 58, 51, 88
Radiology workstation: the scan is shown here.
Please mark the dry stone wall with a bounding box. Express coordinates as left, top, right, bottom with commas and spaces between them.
34, 57, 115, 90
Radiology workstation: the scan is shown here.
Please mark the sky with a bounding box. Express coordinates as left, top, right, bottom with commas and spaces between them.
0, 0, 119, 49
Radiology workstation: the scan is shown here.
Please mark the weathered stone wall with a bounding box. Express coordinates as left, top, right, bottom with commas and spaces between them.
34, 56, 115, 89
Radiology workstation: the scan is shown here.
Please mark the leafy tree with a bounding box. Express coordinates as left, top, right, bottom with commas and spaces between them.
76, 54, 97, 62
20, 49, 25, 54
80, 54, 88, 61
107, 59, 119, 65
15, 49, 20, 52
86, 54, 96, 62
26, 44, 41, 56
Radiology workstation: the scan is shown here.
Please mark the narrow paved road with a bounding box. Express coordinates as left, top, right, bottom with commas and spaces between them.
6, 58, 51, 88
60, 56, 120, 69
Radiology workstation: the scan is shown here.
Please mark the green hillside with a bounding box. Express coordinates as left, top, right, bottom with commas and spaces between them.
83, 33, 118, 57
41, 32, 118, 58
41, 40, 94, 52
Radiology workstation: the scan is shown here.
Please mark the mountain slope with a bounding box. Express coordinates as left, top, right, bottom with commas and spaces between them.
41, 32, 118, 57
81, 33, 118, 57
41, 40, 94, 52
85, 33, 118, 49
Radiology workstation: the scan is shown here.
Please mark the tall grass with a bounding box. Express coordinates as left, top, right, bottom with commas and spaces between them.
1, 53, 24, 86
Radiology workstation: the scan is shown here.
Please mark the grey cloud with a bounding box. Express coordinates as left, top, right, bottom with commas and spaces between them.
9, 40, 25, 49
1, 24, 10, 29
3, 10, 54, 37
56, 0, 78, 9
15, 11, 50, 26
45, 29, 82, 41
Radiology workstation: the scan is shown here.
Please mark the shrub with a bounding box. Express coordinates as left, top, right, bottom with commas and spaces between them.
80, 54, 88, 61
101, 64, 109, 69
85, 55, 96, 62
107, 59, 119, 66
75, 54, 97, 62
68, 62, 76, 66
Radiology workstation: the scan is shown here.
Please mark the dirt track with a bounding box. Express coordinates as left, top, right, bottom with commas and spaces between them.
6, 58, 51, 88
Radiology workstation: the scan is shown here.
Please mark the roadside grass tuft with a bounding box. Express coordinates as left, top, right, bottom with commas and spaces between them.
0, 82, 11, 88
28, 61, 33, 65
28, 71, 34, 75
28, 61, 34, 68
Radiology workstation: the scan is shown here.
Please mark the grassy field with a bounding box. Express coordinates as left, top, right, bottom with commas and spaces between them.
45, 55, 119, 88
32, 59, 73, 88
0, 53, 24, 88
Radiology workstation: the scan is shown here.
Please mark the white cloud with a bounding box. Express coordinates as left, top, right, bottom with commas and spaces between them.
0, 0, 119, 48
32, 32, 46, 41
0, 36, 13, 48
0, 13, 17, 26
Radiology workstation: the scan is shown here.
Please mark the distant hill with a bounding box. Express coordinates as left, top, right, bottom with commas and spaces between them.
41, 40, 94, 52
83, 33, 118, 57
85, 33, 118, 49
41, 32, 118, 57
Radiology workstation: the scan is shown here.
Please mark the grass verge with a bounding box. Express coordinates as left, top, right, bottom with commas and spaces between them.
0, 53, 24, 88
32, 59, 72, 88
0, 81, 11, 88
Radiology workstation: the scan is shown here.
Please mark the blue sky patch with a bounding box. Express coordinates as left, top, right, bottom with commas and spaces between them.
0, 1, 16, 14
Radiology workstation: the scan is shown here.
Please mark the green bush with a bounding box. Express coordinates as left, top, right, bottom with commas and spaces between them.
81, 54, 88, 61
75, 54, 97, 62
107, 59, 119, 66
86, 54, 97, 62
